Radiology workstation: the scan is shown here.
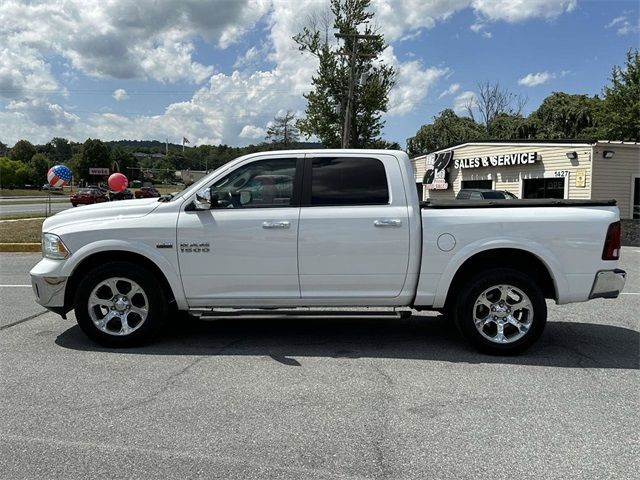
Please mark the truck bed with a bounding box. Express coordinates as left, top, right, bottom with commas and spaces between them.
421, 199, 617, 209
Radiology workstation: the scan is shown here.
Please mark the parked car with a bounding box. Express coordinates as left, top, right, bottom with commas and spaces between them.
110, 189, 134, 201
32, 150, 626, 354
134, 187, 161, 199
69, 188, 109, 207
456, 188, 518, 200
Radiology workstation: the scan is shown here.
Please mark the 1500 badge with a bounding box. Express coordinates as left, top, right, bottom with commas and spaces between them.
180, 242, 210, 253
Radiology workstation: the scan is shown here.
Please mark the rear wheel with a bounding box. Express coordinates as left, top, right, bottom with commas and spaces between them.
454, 268, 547, 355
74, 262, 168, 347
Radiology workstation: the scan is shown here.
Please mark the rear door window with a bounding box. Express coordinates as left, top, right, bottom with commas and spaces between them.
309, 157, 389, 206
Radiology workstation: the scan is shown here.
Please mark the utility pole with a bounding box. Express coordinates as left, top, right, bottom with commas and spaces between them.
335, 33, 379, 149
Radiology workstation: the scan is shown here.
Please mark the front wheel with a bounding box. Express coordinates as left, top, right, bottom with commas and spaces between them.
454, 268, 547, 355
74, 262, 168, 347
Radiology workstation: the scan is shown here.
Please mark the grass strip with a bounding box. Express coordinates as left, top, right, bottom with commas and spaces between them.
0, 218, 44, 243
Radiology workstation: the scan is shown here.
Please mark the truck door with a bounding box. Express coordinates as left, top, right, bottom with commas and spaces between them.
177, 154, 303, 306
298, 154, 410, 299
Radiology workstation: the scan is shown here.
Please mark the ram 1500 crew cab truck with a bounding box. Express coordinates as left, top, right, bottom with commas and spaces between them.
30, 150, 627, 354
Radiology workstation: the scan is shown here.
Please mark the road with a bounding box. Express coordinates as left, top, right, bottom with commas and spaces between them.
1, 250, 638, 479
0, 201, 71, 216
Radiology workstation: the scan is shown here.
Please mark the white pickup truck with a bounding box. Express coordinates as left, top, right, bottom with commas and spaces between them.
31, 149, 626, 354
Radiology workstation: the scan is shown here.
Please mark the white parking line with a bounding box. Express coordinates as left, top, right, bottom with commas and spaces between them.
0, 285, 31, 287
621, 292, 640, 295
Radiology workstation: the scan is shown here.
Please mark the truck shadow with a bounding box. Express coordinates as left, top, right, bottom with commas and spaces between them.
55, 314, 639, 370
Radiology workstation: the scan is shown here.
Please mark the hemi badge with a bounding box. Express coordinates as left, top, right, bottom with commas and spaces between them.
156, 243, 173, 249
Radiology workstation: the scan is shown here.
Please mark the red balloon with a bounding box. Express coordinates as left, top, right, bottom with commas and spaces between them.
108, 173, 128, 192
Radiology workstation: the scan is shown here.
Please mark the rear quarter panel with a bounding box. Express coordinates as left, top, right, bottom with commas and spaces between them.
415, 206, 620, 308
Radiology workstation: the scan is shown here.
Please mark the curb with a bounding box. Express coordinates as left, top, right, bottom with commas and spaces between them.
0, 243, 41, 252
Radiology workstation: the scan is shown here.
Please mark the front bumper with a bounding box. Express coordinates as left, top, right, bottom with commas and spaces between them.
30, 258, 69, 310
589, 269, 626, 299
31, 274, 67, 308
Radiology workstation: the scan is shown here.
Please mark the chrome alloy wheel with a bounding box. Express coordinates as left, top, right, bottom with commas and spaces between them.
87, 277, 149, 336
473, 284, 533, 344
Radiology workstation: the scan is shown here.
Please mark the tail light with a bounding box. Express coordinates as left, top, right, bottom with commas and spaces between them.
602, 221, 621, 260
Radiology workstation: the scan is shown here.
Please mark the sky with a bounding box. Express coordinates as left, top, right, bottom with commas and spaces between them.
0, 0, 638, 149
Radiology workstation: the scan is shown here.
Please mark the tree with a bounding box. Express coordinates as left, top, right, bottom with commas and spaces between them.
78, 138, 110, 181
599, 49, 640, 141
294, 0, 396, 148
9, 140, 36, 163
48, 137, 73, 162
29, 153, 50, 185
529, 92, 603, 139
488, 113, 535, 140
266, 111, 300, 146
406, 109, 486, 156
110, 147, 140, 180
466, 82, 527, 133
0, 142, 8, 156
0, 157, 33, 187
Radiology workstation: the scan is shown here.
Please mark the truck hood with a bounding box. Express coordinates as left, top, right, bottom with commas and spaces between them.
43, 198, 161, 233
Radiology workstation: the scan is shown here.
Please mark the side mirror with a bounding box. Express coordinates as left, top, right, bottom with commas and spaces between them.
194, 188, 212, 210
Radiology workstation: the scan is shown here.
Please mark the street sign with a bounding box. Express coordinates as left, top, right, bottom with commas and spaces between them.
89, 167, 109, 175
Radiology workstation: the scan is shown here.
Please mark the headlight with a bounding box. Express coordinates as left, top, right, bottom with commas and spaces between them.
42, 233, 70, 259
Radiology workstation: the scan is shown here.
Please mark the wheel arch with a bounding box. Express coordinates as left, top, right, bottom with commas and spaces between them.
63, 249, 186, 313
443, 248, 557, 314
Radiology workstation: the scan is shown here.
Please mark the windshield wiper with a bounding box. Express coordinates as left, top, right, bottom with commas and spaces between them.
158, 194, 174, 202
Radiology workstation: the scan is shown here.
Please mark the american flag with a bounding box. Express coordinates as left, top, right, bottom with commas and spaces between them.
47, 164, 72, 187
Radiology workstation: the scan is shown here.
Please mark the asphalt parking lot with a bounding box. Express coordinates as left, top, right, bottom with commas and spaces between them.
1, 250, 638, 479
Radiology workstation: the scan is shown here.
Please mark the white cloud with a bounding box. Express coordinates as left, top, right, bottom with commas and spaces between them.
0, 44, 58, 101
517, 71, 555, 87
439, 83, 461, 99
239, 125, 267, 139
0, 0, 268, 84
605, 15, 639, 35
606, 16, 627, 28
470, 0, 577, 23
470, 22, 486, 32
112, 89, 128, 101
379, 46, 450, 116
482, 31, 492, 38
453, 91, 477, 114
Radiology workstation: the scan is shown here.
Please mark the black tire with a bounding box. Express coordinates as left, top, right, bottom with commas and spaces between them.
74, 261, 168, 347
71, 203, 77, 207
454, 268, 547, 355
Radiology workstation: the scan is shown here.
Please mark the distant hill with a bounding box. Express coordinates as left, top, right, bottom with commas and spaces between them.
104, 139, 182, 151
104, 139, 323, 151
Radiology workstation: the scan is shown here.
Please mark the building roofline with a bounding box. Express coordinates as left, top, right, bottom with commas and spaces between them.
412, 139, 639, 159
413, 139, 596, 158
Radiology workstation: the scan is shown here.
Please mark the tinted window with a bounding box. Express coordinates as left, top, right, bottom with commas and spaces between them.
461, 180, 492, 189
523, 178, 565, 199
310, 157, 389, 206
481, 191, 506, 199
210, 158, 296, 208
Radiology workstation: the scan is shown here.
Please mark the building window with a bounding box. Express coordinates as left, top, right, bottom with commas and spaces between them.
523, 178, 565, 199
461, 180, 493, 189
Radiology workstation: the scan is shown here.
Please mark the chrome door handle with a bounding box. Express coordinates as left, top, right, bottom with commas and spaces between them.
374, 219, 402, 227
262, 221, 290, 229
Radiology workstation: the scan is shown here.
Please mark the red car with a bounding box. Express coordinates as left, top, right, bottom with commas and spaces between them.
134, 187, 161, 199
70, 188, 109, 207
